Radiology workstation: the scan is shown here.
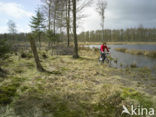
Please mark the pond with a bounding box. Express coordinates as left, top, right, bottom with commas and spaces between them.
86, 44, 156, 73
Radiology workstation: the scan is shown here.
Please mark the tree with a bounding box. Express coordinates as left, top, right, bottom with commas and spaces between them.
30, 9, 45, 49
46, 0, 52, 31
7, 20, 17, 40
29, 10, 45, 72
96, 0, 107, 41
28, 34, 45, 72
72, 0, 79, 58
56, 0, 66, 42
7, 20, 17, 34
42, 0, 64, 46
41, 0, 53, 47
66, 0, 71, 47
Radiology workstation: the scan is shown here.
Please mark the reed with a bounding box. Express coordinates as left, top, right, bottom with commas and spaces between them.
115, 48, 156, 58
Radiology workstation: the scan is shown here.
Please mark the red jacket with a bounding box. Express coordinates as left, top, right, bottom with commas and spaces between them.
100, 44, 109, 52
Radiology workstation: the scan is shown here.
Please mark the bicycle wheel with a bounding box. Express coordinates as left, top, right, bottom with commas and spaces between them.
98, 57, 104, 64
105, 58, 109, 63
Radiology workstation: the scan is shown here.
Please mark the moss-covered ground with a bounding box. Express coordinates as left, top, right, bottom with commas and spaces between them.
0, 48, 156, 117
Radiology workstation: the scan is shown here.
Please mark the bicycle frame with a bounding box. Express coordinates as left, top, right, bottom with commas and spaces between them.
99, 52, 111, 64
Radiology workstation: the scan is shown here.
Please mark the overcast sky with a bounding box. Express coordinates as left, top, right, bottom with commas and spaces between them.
0, 0, 156, 33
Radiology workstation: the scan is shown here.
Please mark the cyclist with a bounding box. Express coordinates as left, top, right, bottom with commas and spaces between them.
100, 42, 110, 62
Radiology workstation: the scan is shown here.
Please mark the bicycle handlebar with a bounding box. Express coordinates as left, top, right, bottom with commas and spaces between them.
101, 52, 110, 54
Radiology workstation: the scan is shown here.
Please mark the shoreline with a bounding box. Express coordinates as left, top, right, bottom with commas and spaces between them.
115, 48, 156, 58
79, 42, 156, 45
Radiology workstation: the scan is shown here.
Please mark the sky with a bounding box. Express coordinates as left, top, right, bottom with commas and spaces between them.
0, 0, 156, 34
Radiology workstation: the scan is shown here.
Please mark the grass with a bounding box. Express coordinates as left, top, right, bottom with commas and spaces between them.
0, 48, 156, 117
0, 77, 24, 105
115, 48, 156, 58
121, 87, 153, 108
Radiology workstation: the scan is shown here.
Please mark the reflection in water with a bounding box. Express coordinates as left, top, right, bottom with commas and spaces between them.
86, 44, 156, 73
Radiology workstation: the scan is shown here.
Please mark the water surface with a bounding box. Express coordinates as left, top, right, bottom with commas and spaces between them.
86, 44, 156, 73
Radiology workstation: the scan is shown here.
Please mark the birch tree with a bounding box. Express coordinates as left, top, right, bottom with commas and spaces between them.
7, 20, 17, 41
96, 0, 107, 41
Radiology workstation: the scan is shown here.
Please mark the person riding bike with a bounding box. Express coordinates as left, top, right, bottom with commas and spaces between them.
100, 42, 110, 62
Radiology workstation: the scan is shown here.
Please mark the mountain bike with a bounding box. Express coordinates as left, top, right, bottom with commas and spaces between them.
99, 52, 112, 66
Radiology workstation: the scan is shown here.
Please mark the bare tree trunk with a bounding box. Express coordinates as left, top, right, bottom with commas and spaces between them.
53, 5, 57, 45
29, 35, 44, 72
102, 18, 104, 42
96, 0, 107, 42
54, 7, 56, 36
102, 9, 106, 42
48, 3, 51, 31
48, 3, 51, 48
67, 0, 70, 47
72, 0, 79, 58
60, 11, 63, 41
38, 32, 41, 49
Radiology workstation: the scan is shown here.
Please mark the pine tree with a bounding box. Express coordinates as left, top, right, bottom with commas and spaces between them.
28, 34, 44, 72
30, 9, 45, 49
29, 10, 45, 72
